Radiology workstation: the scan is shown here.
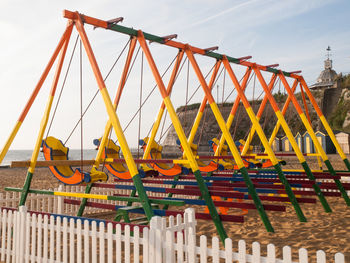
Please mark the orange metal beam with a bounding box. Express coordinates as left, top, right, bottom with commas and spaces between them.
114, 37, 138, 106
62, 10, 302, 79
19, 22, 74, 122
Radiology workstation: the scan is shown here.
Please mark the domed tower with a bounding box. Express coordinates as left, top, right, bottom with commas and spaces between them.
310, 46, 338, 90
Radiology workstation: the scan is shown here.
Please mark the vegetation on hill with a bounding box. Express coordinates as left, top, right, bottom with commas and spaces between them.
338, 73, 350, 88
329, 73, 350, 132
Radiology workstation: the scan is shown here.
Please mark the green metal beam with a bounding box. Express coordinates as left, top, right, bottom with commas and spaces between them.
5, 187, 185, 206
107, 24, 292, 76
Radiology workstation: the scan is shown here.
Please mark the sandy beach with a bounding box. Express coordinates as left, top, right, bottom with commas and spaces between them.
0, 155, 349, 262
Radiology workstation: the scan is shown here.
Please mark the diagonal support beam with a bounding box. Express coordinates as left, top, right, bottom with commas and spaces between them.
20, 22, 74, 206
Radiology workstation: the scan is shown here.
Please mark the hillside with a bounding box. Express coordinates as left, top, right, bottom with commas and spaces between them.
328, 74, 350, 132
162, 92, 321, 152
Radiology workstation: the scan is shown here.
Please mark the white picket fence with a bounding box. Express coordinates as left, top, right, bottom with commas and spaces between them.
0, 206, 345, 263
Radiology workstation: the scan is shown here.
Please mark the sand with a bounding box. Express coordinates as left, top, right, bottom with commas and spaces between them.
0, 155, 349, 261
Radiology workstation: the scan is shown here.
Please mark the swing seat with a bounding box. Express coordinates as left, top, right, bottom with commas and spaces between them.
42, 136, 107, 185
209, 138, 260, 169
235, 139, 286, 167
208, 138, 235, 169
94, 138, 150, 179
139, 137, 189, 176
176, 139, 224, 172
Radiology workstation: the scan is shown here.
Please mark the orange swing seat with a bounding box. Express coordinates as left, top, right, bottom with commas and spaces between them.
42, 136, 107, 185
139, 137, 189, 176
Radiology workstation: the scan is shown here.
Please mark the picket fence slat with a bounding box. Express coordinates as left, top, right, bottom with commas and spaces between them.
177, 231, 184, 263
84, 220, 90, 263
62, 217, 68, 263
107, 223, 113, 263
25, 213, 30, 263
43, 215, 49, 262
299, 248, 308, 263
49, 215, 55, 263
91, 221, 97, 263
99, 222, 105, 263
30, 212, 36, 263
1, 209, 6, 262
283, 246, 292, 263
77, 219, 82, 263
69, 218, 75, 263
267, 244, 276, 263
56, 217, 62, 263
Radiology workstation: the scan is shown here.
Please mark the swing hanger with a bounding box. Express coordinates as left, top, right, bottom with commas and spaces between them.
204, 46, 219, 54
237, 55, 252, 62
149, 34, 177, 44
289, 70, 302, 74
94, 17, 124, 29
265, 64, 279, 68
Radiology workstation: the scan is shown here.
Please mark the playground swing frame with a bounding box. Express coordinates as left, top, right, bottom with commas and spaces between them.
1, 10, 349, 245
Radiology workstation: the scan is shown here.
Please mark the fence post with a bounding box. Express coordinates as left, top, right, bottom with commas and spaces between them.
184, 208, 196, 232
19, 206, 27, 261
150, 216, 163, 262
188, 227, 196, 263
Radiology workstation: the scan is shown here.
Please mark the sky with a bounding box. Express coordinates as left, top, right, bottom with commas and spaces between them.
0, 0, 349, 151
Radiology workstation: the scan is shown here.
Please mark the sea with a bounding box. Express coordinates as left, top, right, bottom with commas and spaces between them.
1, 148, 140, 167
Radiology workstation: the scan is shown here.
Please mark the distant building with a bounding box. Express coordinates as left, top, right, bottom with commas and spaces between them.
303, 131, 314, 153
295, 132, 304, 153
335, 131, 350, 154
272, 137, 281, 152
315, 130, 336, 154
310, 46, 338, 90
281, 136, 292, 152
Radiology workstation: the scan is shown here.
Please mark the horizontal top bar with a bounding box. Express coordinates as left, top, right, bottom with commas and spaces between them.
63, 10, 302, 79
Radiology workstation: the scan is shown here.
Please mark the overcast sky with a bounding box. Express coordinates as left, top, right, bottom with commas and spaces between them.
0, 0, 349, 151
